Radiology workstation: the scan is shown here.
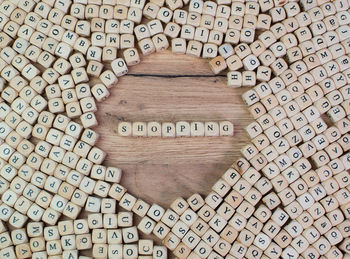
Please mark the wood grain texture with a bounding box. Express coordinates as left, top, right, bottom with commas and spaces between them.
95, 50, 252, 250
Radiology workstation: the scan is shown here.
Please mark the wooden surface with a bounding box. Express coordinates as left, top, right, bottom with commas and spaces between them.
97, 50, 251, 205
95, 51, 252, 249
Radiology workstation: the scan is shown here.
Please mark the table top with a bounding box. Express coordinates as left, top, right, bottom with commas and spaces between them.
95, 50, 251, 251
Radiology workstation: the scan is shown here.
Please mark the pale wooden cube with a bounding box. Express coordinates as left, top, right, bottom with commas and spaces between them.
170, 197, 189, 215
120, 34, 135, 49
250, 40, 267, 57
269, 7, 286, 23
163, 232, 181, 250
187, 40, 205, 57
190, 122, 204, 137
176, 121, 190, 137
58, 74, 75, 91
102, 32, 117, 48
257, 66, 272, 82
214, 17, 228, 33
71, 68, 89, 84
80, 112, 98, 128
242, 71, 256, 87
194, 240, 211, 258
164, 22, 181, 39
226, 55, 243, 71
55, 42, 73, 59
208, 30, 223, 45
202, 0, 217, 16
204, 122, 219, 136
240, 28, 255, 43
227, 71, 242, 88
189, 0, 203, 13
132, 199, 150, 217
132, 122, 147, 137
128, 7, 143, 23
205, 191, 222, 209
143, 3, 160, 19
108, 183, 127, 201
123, 244, 138, 259
122, 226, 139, 243
218, 44, 234, 59
138, 38, 156, 56
9, 211, 27, 228
209, 56, 227, 74
161, 209, 179, 228
147, 20, 163, 36
99, 70, 117, 89
219, 121, 234, 136
118, 122, 132, 136
117, 212, 132, 227
86, 61, 103, 77
48, 98, 65, 114
234, 43, 251, 59
171, 38, 186, 55
180, 209, 198, 227
139, 239, 153, 255
152, 34, 169, 52
201, 15, 214, 30
187, 194, 205, 213
123, 48, 140, 66
102, 46, 118, 62
134, 24, 151, 41
194, 27, 209, 43
120, 20, 135, 34
111, 58, 128, 77
162, 122, 175, 137
114, 5, 128, 20
270, 42, 287, 58
173, 10, 187, 25
93, 244, 108, 258
91, 83, 110, 102
80, 128, 99, 146
243, 54, 260, 71
73, 37, 90, 55
146, 203, 164, 222
53, 58, 71, 75
81, 41, 99, 61
138, 216, 156, 235
147, 122, 161, 137
80, 97, 97, 113
157, 7, 173, 23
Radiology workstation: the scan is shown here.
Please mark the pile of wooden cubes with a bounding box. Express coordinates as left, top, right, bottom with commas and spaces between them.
0, 0, 349, 258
